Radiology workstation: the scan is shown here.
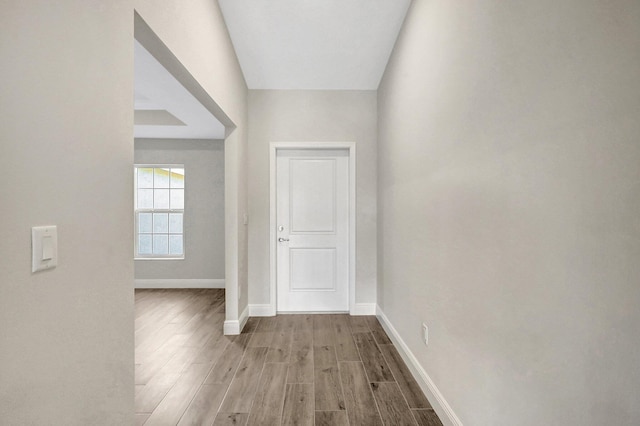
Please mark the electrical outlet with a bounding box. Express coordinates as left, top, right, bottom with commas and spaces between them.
422, 323, 429, 346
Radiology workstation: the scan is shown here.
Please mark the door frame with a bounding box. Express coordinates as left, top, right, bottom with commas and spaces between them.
269, 142, 356, 315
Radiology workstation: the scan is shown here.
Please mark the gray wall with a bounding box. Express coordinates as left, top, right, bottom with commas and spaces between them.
134, 139, 225, 281
248, 90, 377, 306
0, 0, 134, 423
377, 0, 640, 425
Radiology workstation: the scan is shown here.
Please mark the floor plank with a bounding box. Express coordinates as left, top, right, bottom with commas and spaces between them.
315, 410, 349, 426
204, 333, 251, 385
192, 333, 232, 364
136, 323, 182, 353
256, 316, 279, 332
160, 346, 199, 374
183, 313, 225, 347
282, 383, 314, 426
365, 316, 393, 345
213, 412, 249, 426
347, 315, 370, 333
287, 331, 314, 384
135, 413, 151, 426
144, 362, 212, 426
136, 333, 190, 365
177, 384, 227, 426
248, 331, 275, 347
276, 315, 296, 332
266, 329, 293, 363
314, 346, 345, 411
246, 363, 289, 425
412, 409, 444, 426
218, 347, 269, 413
353, 332, 395, 382
331, 315, 361, 361
136, 336, 188, 385
339, 361, 383, 426
370, 382, 417, 426
293, 314, 313, 332
379, 344, 432, 409
170, 293, 213, 327
135, 372, 181, 414
313, 315, 336, 346
242, 317, 261, 334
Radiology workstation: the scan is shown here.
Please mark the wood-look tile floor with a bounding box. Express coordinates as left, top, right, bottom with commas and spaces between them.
135, 289, 443, 426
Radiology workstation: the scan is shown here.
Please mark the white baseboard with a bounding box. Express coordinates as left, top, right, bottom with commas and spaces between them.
350, 303, 377, 315
249, 304, 276, 317
135, 279, 225, 289
224, 305, 249, 335
376, 306, 463, 426
223, 320, 239, 335
249, 303, 372, 316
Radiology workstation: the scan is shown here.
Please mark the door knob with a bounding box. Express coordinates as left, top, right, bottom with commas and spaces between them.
278, 237, 289, 242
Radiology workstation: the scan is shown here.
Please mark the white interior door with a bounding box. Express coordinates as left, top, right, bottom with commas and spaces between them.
276, 149, 349, 312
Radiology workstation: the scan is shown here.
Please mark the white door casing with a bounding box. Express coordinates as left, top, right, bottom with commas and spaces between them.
276, 149, 349, 312
269, 142, 356, 315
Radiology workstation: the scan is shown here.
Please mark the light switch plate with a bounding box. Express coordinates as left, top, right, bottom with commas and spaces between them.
32, 226, 58, 272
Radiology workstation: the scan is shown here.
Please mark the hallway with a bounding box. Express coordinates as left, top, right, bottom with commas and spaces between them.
135, 289, 442, 425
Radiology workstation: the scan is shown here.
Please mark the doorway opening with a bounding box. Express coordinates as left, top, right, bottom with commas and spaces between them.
133, 10, 236, 318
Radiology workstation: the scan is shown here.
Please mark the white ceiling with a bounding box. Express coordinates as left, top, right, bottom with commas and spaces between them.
218, 0, 412, 90
134, 40, 226, 139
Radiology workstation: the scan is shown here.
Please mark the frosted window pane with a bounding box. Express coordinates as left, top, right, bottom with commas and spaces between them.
137, 168, 154, 188
138, 213, 152, 233
138, 189, 153, 209
154, 168, 170, 188
170, 168, 184, 188
153, 213, 169, 233
169, 235, 183, 255
138, 235, 152, 255
169, 213, 183, 234
154, 189, 169, 209
134, 165, 186, 258
153, 235, 168, 255
170, 189, 184, 210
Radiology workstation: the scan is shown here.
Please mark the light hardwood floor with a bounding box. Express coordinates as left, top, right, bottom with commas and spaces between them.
135, 289, 443, 426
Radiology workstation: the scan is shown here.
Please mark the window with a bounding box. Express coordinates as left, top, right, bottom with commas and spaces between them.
134, 165, 185, 259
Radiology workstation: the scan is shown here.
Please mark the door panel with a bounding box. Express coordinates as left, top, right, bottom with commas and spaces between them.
276, 149, 349, 312
290, 159, 336, 233
290, 248, 336, 291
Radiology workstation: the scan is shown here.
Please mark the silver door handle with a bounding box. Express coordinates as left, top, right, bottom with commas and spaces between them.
278, 238, 289, 242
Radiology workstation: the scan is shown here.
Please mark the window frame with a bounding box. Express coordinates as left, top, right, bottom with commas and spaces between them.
134, 164, 186, 260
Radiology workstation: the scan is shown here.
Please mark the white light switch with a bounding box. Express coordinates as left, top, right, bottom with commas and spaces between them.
32, 226, 58, 272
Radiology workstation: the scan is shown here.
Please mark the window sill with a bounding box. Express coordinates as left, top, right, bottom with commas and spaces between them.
134, 257, 185, 261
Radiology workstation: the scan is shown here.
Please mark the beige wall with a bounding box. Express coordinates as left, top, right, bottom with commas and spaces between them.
135, 0, 249, 321
134, 139, 225, 281
378, 0, 640, 424
0, 0, 249, 422
0, 1, 134, 423
248, 90, 378, 307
